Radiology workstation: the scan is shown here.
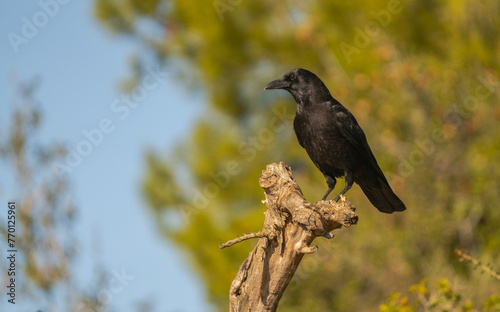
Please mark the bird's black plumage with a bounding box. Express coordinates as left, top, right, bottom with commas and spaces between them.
264, 68, 406, 213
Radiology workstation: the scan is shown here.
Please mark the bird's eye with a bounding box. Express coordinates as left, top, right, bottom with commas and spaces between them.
289, 74, 296, 80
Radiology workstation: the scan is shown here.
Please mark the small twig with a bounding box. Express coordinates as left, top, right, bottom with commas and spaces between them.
455, 249, 500, 281
219, 231, 268, 249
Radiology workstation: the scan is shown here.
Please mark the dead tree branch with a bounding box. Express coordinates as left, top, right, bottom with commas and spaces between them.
219, 231, 269, 249
222, 162, 358, 312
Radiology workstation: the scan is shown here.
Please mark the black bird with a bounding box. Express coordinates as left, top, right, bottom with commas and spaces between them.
264, 68, 406, 213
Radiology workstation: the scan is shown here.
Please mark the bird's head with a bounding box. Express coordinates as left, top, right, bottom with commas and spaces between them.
264, 68, 331, 104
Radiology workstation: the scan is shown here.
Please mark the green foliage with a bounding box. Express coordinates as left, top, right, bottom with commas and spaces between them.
380, 279, 500, 312
380, 293, 414, 312
484, 296, 500, 311
95, 0, 500, 310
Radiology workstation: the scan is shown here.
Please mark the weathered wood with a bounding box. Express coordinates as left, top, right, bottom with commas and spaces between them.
221, 162, 358, 312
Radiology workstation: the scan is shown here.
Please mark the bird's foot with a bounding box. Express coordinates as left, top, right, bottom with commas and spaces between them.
322, 231, 335, 239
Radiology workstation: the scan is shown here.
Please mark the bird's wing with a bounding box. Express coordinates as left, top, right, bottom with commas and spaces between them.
293, 117, 305, 148
333, 108, 389, 185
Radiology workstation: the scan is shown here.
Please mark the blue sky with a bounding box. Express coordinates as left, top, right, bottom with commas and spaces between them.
1, 1, 212, 311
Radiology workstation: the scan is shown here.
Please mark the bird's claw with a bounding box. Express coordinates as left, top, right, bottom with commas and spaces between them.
322, 231, 335, 239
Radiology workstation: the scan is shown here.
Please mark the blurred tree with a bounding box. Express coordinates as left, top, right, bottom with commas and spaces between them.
95, 0, 500, 310
0, 78, 106, 312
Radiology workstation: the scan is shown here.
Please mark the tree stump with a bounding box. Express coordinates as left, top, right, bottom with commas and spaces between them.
220, 162, 358, 312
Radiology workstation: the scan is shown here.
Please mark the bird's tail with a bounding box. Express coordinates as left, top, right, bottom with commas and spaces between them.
358, 180, 406, 214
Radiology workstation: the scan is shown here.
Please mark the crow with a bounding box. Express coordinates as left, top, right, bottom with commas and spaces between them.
264, 68, 406, 213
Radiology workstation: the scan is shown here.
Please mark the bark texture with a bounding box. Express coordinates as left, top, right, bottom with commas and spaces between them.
221, 162, 358, 312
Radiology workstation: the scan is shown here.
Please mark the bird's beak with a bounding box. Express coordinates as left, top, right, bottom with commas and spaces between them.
264, 77, 289, 90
